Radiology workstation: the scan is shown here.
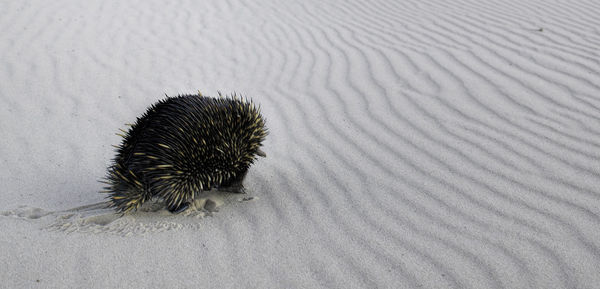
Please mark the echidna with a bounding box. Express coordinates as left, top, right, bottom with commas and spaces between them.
102, 92, 268, 214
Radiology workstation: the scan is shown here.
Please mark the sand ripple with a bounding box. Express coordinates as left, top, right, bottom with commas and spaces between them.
1, 0, 600, 288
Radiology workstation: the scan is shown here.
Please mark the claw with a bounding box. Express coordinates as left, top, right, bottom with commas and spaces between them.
168, 202, 190, 214
218, 185, 246, 194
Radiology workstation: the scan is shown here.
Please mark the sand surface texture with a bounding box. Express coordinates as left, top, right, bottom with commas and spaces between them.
1, 0, 600, 288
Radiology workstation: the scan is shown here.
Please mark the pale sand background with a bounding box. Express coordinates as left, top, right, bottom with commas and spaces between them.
1, 0, 600, 288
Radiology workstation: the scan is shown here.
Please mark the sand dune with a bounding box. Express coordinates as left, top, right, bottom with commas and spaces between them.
1, 0, 600, 288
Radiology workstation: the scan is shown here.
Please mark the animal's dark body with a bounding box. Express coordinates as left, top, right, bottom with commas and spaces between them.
103, 93, 267, 213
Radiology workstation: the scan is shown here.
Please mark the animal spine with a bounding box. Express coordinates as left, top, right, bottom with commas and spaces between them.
102, 93, 267, 213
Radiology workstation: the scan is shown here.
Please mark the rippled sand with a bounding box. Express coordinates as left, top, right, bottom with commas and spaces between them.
1, 0, 600, 288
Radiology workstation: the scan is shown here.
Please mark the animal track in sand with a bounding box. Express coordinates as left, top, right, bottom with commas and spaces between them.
1, 206, 52, 219
0, 191, 254, 236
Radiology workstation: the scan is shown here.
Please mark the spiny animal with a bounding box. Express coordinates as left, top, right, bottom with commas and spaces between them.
102, 92, 268, 214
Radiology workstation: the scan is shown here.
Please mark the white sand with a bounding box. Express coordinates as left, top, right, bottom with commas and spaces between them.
2, 0, 600, 288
